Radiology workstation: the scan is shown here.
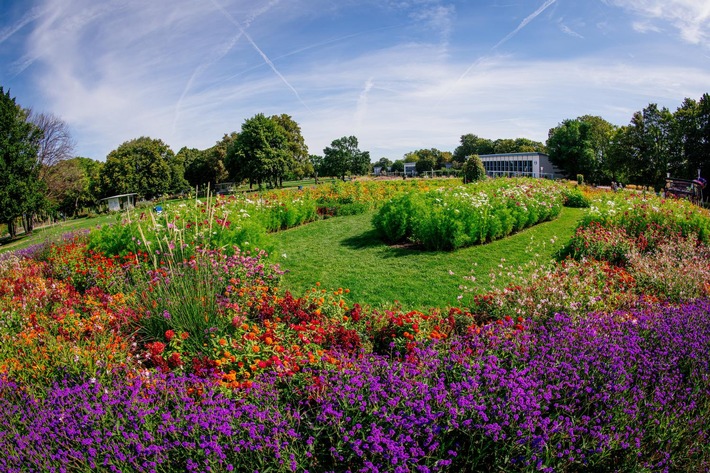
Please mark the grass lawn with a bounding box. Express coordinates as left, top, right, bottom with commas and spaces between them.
0, 214, 118, 254
273, 207, 586, 310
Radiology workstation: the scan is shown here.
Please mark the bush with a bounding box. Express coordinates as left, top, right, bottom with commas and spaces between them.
563, 187, 591, 208
374, 178, 565, 251
372, 193, 422, 244
463, 154, 486, 183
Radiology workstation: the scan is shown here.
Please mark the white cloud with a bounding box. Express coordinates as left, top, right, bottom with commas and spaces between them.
354, 78, 375, 131
631, 20, 662, 34
605, 0, 710, 46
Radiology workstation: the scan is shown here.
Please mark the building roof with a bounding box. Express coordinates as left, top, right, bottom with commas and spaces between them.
99, 193, 137, 201
478, 152, 549, 158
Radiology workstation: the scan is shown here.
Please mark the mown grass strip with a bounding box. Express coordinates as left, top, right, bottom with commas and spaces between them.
0, 214, 117, 254
273, 206, 586, 310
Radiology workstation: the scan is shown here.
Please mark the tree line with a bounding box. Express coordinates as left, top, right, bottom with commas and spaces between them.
2, 84, 709, 237
1, 91, 373, 235
547, 94, 710, 190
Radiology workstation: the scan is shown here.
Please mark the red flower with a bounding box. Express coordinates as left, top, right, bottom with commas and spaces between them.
165, 330, 175, 341
168, 352, 182, 367
148, 341, 166, 356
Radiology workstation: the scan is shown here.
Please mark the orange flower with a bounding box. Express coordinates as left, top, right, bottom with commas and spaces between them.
252, 345, 260, 353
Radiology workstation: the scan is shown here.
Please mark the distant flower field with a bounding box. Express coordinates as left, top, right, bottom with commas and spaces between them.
1, 178, 709, 472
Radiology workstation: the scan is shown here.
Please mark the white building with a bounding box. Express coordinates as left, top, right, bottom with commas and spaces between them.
478, 152, 561, 179
100, 193, 137, 212
403, 162, 417, 177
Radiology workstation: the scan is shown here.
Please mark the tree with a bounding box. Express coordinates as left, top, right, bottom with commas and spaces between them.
226, 114, 289, 189
463, 154, 486, 183
405, 148, 451, 174
100, 137, 175, 199
309, 154, 324, 183
322, 136, 370, 180
374, 157, 393, 172
27, 111, 75, 182
71, 157, 103, 215
390, 160, 404, 173
624, 104, 675, 190
0, 87, 44, 238
492, 138, 518, 154
414, 150, 438, 174
547, 119, 597, 182
673, 94, 710, 179
185, 133, 234, 191
271, 114, 309, 180
43, 158, 84, 213
578, 115, 615, 183
453, 134, 494, 163
513, 138, 546, 153
606, 125, 634, 184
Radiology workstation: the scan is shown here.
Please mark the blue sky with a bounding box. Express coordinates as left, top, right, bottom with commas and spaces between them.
1, 0, 709, 162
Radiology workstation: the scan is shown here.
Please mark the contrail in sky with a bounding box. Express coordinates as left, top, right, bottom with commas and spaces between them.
440, 0, 558, 103
0, 6, 43, 44
173, 33, 242, 133
174, 2, 280, 132
208, 0, 311, 112
493, 0, 558, 49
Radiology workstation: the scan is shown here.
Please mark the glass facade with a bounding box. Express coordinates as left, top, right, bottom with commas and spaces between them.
482, 159, 534, 177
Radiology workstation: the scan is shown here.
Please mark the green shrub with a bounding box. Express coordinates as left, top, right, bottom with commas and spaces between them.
372, 193, 422, 244
462, 155, 486, 183
563, 187, 591, 208
373, 178, 565, 251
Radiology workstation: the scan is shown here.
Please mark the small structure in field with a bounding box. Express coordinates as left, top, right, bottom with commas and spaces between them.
404, 162, 417, 177
100, 193, 137, 212
216, 182, 235, 195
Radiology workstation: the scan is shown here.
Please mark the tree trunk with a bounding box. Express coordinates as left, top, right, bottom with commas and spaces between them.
7, 220, 16, 239
22, 214, 33, 234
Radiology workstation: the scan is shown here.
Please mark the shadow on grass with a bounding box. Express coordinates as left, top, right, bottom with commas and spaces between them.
340, 229, 429, 258
340, 229, 383, 250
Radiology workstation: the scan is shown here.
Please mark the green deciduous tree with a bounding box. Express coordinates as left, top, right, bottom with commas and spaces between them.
0, 87, 44, 238
453, 134, 494, 163
374, 157, 393, 171
183, 133, 234, 191
100, 137, 175, 199
414, 151, 437, 174
322, 136, 370, 180
226, 114, 289, 189
547, 119, 597, 181
547, 116, 616, 184
272, 114, 309, 180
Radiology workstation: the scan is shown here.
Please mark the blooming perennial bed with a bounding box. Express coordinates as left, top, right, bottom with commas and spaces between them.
0, 180, 709, 472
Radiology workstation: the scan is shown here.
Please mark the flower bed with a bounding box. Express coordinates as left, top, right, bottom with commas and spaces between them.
373, 178, 565, 251
1, 181, 710, 471
1, 303, 708, 472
